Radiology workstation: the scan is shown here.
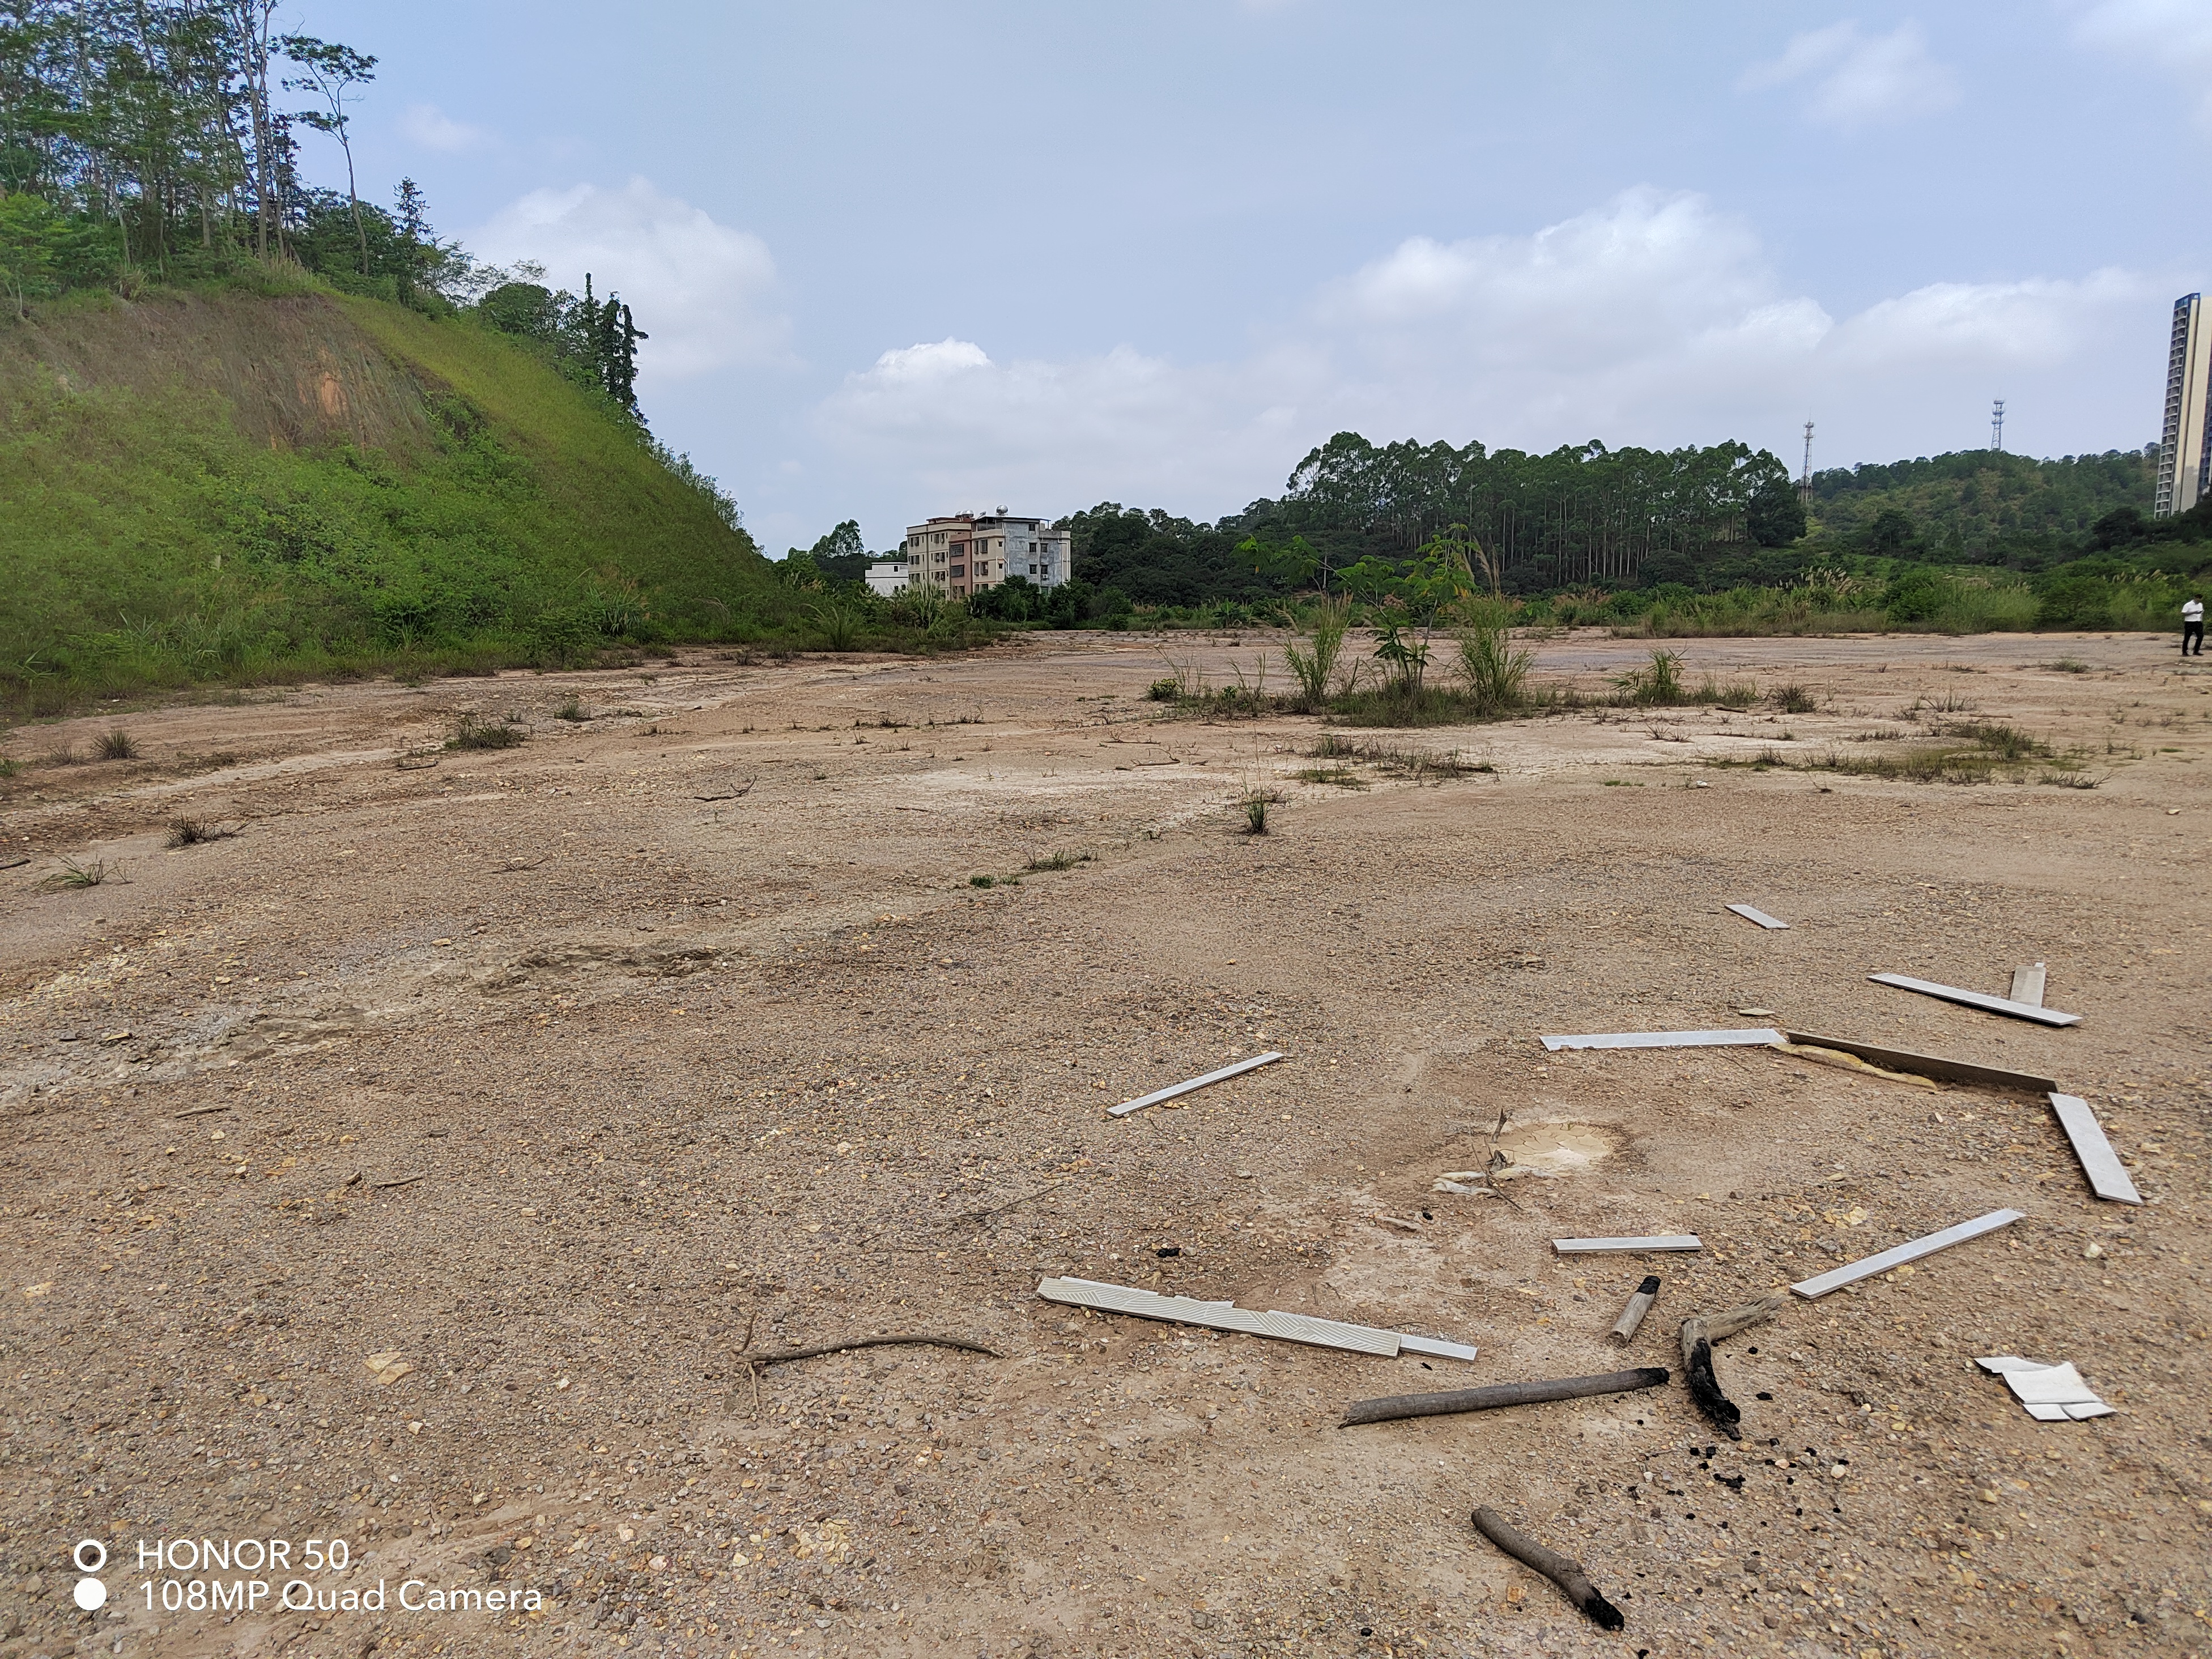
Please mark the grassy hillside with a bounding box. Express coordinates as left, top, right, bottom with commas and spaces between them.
0, 277, 783, 713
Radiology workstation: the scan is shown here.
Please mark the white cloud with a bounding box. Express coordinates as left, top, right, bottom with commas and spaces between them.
1740, 20, 1959, 129
468, 178, 793, 379
398, 103, 490, 153
814, 189, 2163, 518
2068, 0, 2212, 125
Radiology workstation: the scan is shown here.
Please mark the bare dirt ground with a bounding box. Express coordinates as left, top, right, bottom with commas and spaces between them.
1, 628, 2208, 1659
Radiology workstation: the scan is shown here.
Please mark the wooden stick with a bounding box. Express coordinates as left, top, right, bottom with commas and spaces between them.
1341, 1367, 1667, 1427
1608, 1275, 1661, 1345
1470, 1506, 1624, 1631
735, 1334, 1001, 1366
1679, 1292, 1786, 1440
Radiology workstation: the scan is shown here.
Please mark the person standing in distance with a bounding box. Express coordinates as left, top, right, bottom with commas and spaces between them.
2186, 593, 2205, 657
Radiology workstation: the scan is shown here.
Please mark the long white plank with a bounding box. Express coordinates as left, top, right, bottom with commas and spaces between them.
2047, 1092, 2142, 1205
1108, 1050, 1286, 1117
1037, 1277, 1478, 1363
1552, 1235, 1703, 1254
1868, 972, 2081, 1027
1540, 1028, 1782, 1052
1789, 1208, 2025, 1299
1726, 903, 1791, 930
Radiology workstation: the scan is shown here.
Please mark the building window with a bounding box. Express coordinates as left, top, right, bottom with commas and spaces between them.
951, 565, 965, 577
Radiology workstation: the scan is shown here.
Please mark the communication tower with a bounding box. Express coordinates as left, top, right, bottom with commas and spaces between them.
1798, 420, 1814, 506
1991, 399, 2005, 452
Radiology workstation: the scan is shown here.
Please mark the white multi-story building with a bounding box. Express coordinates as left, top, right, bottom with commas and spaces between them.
863, 556, 911, 597
899, 513, 1069, 599
2156, 292, 2212, 516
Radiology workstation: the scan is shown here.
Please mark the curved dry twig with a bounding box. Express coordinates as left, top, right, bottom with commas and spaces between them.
737, 1333, 1001, 1367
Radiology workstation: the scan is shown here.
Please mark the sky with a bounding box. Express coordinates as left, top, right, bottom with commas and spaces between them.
298, 1, 2212, 554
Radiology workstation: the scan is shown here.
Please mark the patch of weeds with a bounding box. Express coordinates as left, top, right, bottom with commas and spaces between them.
1240, 788, 1283, 835
41, 857, 113, 890
1292, 765, 1368, 789
0, 757, 19, 779
554, 695, 589, 722
165, 817, 239, 848
1844, 728, 1907, 742
1023, 850, 1093, 872
1145, 677, 1181, 702
95, 730, 138, 760
448, 714, 525, 751
204, 751, 240, 768
1772, 683, 1819, 713
41, 744, 80, 767
969, 873, 996, 888
1303, 735, 1490, 781
1613, 648, 1686, 705
2039, 767, 2100, 788
2046, 658, 2091, 674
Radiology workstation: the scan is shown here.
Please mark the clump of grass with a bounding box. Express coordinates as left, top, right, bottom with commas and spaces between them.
969, 873, 996, 888
1613, 648, 1686, 705
42, 743, 80, 767
1023, 850, 1092, 872
2046, 658, 2091, 674
1293, 765, 1367, 789
2039, 767, 2100, 788
1772, 683, 1819, 713
41, 856, 113, 890
1240, 789, 1282, 834
165, 817, 239, 848
0, 757, 19, 779
1457, 623, 1533, 714
1284, 595, 1352, 708
448, 714, 526, 751
554, 695, 589, 722
203, 750, 240, 768
95, 730, 138, 760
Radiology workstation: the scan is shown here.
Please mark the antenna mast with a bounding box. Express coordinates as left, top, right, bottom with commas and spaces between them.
1799, 420, 1815, 505
1990, 398, 2005, 452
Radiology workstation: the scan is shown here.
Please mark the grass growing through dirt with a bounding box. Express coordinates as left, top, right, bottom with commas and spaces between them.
448, 714, 525, 750
165, 817, 239, 848
1307, 734, 1494, 781
95, 729, 138, 759
1240, 789, 1282, 833
1292, 765, 1368, 789
1023, 850, 1094, 872
1709, 720, 2096, 786
40, 857, 113, 889
554, 695, 588, 721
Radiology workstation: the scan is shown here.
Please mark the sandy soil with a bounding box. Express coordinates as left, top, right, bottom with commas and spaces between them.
1, 628, 2208, 1659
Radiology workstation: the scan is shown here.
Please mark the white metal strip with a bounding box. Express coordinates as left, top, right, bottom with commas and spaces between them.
1789, 1207, 2024, 1299
1399, 1334, 1481, 1362
1540, 1028, 1782, 1052
1552, 1235, 1703, 1254
1108, 1050, 1287, 1117
1868, 972, 2081, 1027
1037, 1277, 1399, 1355
1726, 903, 1790, 930
2047, 1092, 2141, 1205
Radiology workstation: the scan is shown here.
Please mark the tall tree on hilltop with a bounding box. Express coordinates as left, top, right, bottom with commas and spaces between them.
279, 32, 375, 274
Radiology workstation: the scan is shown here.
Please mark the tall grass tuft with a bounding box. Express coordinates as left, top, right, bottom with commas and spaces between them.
1457, 622, 1532, 714
95, 730, 138, 760
1284, 595, 1351, 708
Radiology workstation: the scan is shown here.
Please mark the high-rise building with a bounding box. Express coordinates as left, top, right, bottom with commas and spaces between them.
2155, 293, 2212, 516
